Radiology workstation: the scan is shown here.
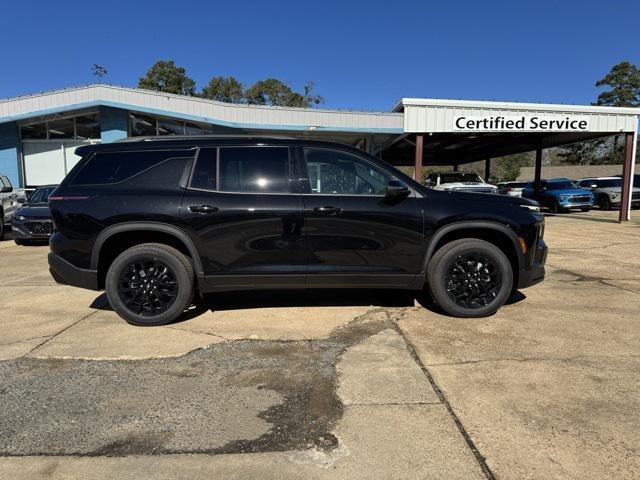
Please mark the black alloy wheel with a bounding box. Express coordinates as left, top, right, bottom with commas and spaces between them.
106, 243, 194, 326
118, 259, 178, 316
427, 238, 513, 318
444, 253, 502, 309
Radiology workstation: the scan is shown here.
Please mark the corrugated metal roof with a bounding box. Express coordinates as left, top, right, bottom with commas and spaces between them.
0, 84, 404, 134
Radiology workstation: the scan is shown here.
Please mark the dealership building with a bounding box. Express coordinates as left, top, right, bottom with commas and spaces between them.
0, 84, 638, 220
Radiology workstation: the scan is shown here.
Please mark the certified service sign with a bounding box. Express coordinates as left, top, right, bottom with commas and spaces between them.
453, 115, 590, 132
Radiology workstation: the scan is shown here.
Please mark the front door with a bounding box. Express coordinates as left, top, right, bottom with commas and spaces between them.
299, 147, 424, 287
181, 146, 305, 288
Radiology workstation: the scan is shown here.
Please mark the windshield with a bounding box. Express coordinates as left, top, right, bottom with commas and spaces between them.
440, 173, 482, 184
548, 181, 578, 190
597, 179, 622, 188
28, 186, 57, 203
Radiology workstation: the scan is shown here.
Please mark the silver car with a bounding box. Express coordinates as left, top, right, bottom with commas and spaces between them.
577, 177, 640, 210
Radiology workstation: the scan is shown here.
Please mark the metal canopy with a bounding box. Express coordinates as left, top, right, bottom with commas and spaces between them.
379, 131, 617, 167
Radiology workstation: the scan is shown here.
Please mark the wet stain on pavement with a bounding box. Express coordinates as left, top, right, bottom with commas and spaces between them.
0, 308, 404, 457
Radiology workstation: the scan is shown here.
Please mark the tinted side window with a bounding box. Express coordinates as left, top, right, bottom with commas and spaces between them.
219, 147, 290, 193
71, 150, 194, 185
304, 148, 391, 195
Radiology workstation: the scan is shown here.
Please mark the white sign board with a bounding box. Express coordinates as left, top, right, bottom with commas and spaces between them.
453, 115, 591, 132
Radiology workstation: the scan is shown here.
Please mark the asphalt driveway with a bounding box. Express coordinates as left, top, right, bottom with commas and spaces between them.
0, 209, 638, 479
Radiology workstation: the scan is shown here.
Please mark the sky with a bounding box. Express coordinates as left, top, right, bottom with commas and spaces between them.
0, 0, 638, 111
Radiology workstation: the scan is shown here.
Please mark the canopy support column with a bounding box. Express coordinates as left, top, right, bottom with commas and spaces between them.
534, 144, 543, 196
414, 133, 424, 182
619, 131, 637, 222
484, 158, 491, 181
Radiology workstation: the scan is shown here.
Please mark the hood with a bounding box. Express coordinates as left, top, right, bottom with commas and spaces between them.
431, 189, 539, 207
547, 188, 593, 197
15, 203, 52, 218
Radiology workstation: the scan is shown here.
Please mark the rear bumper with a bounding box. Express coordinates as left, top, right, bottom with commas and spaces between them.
48, 252, 99, 291
518, 239, 547, 289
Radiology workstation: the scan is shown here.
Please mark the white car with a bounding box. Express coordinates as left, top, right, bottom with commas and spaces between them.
1, 175, 27, 240
425, 172, 498, 194
497, 181, 527, 197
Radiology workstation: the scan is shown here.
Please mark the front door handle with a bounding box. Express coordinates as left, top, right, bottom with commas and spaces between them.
189, 205, 219, 214
314, 206, 342, 215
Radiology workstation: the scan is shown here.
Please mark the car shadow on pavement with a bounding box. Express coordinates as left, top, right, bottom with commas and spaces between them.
90, 288, 526, 324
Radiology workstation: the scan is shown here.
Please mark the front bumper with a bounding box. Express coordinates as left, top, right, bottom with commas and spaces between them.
48, 252, 99, 291
11, 218, 54, 240
518, 239, 547, 289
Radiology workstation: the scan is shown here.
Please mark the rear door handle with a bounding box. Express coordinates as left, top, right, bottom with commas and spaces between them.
313, 206, 341, 215
189, 205, 219, 214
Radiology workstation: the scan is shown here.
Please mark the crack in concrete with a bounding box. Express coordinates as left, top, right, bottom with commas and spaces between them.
391, 320, 497, 480
23, 310, 101, 358
425, 353, 640, 367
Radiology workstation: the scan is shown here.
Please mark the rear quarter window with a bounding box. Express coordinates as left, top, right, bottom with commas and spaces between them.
70, 149, 194, 185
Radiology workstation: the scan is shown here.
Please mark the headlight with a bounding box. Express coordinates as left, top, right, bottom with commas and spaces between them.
16, 215, 26, 221
610, 192, 620, 199
559, 195, 568, 202
521, 204, 541, 212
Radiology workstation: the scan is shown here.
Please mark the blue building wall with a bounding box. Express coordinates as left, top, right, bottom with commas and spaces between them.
100, 107, 128, 143
0, 122, 21, 187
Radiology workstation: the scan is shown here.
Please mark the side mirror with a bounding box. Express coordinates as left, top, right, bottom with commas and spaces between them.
385, 179, 410, 200
17, 196, 27, 203
1, 186, 12, 193
590, 184, 598, 189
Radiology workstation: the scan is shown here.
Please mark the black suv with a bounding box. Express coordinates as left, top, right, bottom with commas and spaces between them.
48, 136, 547, 326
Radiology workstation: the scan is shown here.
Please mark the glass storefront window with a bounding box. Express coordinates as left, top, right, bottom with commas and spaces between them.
185, 122, 212, 135
130, 113, 157, 136
158, 117, 184, 136
20, 122, 47, 139
75, 113, 100, 139
47, 118, 75, 139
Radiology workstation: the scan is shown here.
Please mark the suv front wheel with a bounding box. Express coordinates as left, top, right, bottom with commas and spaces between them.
106, 243, 194, 326
427, 238, 513, 318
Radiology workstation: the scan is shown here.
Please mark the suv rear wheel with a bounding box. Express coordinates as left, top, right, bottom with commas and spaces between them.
105, 243, 194, 326
427, 238, 513, 318
597, 194, 611, 211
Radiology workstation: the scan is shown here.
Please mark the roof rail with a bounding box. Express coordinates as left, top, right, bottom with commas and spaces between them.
113, 134, 297, 143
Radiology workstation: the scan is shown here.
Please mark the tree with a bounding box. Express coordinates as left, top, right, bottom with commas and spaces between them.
138, 60, 196, 96
245, 79, 323, 107
595, 61, 640, 107
201, 76, 244, 103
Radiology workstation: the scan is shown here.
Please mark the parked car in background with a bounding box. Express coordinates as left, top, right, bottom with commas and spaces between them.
497, 181, 527, 197
48, 136, 546, 326
425, 172, 498, 194
577, 177, 640, 210
11, 185, 58, 244
0, 175, 27, 240
522, 178, 594, 213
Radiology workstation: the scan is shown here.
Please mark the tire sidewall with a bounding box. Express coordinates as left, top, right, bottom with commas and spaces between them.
428, 240, 513, 318
106, 245, 193, 326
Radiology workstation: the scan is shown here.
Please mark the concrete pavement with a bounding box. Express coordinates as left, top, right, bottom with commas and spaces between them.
1, 209, 639, 478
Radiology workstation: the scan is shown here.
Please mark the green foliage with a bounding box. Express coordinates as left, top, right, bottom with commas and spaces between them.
595, 61, 640, 107
201, 76, 244, 103
245, 79, 323, 107
558, 137, 623, 166
138, 60, 196, 96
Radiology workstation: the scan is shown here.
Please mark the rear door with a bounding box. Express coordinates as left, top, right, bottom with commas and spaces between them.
299, 146, 424, 287
180, 145, 305, 288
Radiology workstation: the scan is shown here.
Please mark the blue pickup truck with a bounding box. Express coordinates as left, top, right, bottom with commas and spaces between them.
523, 178, 594, 213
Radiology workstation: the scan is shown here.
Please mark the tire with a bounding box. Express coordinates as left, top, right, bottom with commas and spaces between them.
14, 239, 24, 245
0, 216, 4, 241
427, 238, 513, 318
548, 199, 559, 214
105, 243, 194, 326
597, 195, 611, 211
580, 207, 591, 212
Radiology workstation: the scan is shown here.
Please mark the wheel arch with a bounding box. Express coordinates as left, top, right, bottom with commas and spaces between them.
422, 221, 524, 284
92, 222, 203, 289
